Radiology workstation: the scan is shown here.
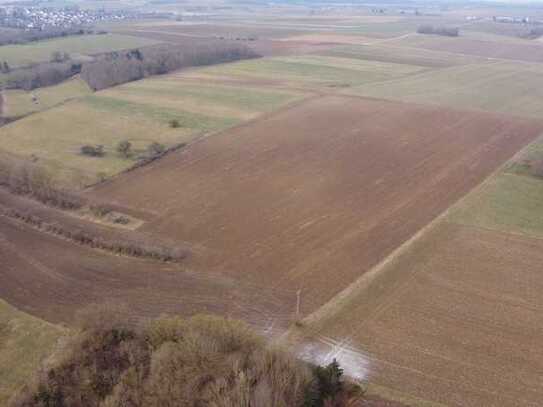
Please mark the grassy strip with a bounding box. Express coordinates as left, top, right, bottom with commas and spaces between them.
83, 94, 239, 130
0, 300, 67, 405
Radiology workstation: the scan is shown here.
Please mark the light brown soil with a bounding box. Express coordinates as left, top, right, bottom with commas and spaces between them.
0, 214, 299, 330
397, 35, 543, 63
309, 222, 543, 407
90, 95, 543, 316
280, 33, 375, 46
114, 28, 335, 57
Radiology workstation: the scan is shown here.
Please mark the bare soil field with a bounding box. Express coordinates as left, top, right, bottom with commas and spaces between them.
301, 222, 543, 406
390, 34, 543, 63
0, 214, 301, 330
115, 28, 335, 57
90, 95, 543, 315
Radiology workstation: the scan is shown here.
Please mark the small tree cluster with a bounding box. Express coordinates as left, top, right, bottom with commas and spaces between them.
417, 25, 459, 37
50, 51, 71, 63
116, 140, 132, 158
81, 144, 105, 157
0, 61, 10, 73
0, 159, 83, 210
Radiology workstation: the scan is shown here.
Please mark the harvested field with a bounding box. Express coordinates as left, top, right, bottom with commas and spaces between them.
280, 33, 376, 45
319, 43, 484, 68
388, 34, 543, 63
90, 95, 543, 314
349, 61, 543, 118
300, 222, 543, 407
0, 214, 301, 330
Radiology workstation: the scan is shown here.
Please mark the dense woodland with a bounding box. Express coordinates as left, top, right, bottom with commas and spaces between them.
0, 40, 257, 91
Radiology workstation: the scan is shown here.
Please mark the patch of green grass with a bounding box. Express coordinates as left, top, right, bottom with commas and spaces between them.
200, 55, 423, 87
4, 77, 91, 118
0, 300, 67, 405
0, 34, 161, 67
348, 61, 543, 118
448, 173, 543, 238
115, 80, 303, 114
83, 95, 239, 131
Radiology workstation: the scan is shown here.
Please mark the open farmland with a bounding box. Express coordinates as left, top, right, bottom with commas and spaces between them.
2, 77, 91, 120
90, 95, 543, 314
387, 33, 543, 64
318, 43, 484, 68
296, 221, 543, 407
179, 55, 426, 89
0, 72, 305, 185
296, 134, 543, 405
0, 34, 162, 67
0, 212, 301, 331
348, 61, 543, 118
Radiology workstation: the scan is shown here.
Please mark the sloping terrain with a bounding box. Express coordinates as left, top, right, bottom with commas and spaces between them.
90, 95, 543, 315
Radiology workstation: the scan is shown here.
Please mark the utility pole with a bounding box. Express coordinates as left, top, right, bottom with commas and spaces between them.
296, 289, 302, 318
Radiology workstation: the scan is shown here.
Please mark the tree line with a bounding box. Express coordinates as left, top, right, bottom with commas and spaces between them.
0, 40, 258, 92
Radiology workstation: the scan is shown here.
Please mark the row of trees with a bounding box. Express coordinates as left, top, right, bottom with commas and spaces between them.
1, 40, 257, 92
0, 27, 93, 47
80, 141, 166, 159
417, 25, 459, 37
81, 40, 258, 90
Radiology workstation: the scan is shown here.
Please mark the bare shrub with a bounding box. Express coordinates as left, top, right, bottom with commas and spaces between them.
0, 159, 83, 210
116, 140, 132, 158
81, 144, 105, 157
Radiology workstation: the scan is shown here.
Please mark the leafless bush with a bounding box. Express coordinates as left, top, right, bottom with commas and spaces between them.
0, 159, 83, 210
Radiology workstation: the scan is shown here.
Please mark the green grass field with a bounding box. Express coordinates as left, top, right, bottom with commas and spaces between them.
347, 61, 543, 118
3, 77, 91, 119
0, 300, 67, 405
0, 70, 305, 185
193, 55, 424, 88
0, 34, 161, 67
101, 77, 304, 120
449, 134, 543, 238
448, 173, 543, 238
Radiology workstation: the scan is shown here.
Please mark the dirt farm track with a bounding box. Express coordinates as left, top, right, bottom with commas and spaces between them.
90, 95, 543, 314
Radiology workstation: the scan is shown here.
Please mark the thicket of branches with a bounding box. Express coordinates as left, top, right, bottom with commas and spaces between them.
0, 157, 83, 209
11, 308, 364, 407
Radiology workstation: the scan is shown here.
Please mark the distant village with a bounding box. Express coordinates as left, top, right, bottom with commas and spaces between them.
0, 6, 131, 30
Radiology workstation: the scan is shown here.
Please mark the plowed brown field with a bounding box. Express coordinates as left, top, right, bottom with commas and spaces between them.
392, 35, 543, 64
91, 96, 543, 314
309, 222, 543, 406
0, 215, 298, 329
